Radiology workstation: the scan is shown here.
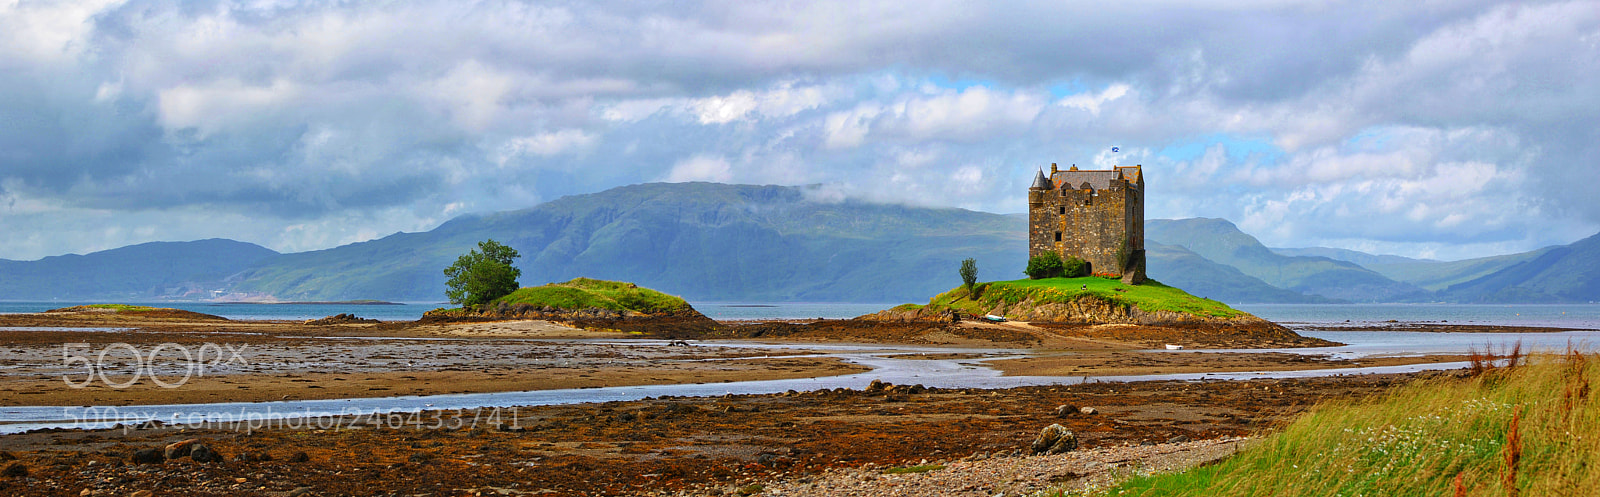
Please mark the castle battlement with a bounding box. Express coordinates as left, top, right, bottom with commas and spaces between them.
1028, 163, 1146, 283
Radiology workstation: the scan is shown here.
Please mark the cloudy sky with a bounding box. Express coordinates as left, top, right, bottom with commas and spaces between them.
2, 0, 1597, 262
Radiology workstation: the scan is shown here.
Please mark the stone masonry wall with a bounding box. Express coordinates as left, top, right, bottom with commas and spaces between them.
1028, 173, 1143, 277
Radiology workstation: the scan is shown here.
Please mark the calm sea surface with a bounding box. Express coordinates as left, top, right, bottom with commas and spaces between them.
1236, 303, 1600, 330
0, 302, 444, 321
2, 301, 1598, 329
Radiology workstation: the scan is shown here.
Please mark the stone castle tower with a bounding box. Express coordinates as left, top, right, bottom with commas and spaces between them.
1027, 163, 1146, 284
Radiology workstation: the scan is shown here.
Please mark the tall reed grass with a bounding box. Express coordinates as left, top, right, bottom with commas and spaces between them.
1089, 347, 1596, 496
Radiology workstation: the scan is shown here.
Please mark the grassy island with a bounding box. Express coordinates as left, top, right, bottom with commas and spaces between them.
490, 278, 693, 315
892, 276, 1244, 319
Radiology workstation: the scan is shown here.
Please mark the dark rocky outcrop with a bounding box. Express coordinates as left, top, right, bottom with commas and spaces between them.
304, 313, 380, 325
423, 304, 718, 338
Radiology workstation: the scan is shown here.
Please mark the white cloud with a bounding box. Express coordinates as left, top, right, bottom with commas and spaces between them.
156, 79, 302, 135
1057, 83, 1130, 115
663, 155, 733, 183
499, 129, 598, 160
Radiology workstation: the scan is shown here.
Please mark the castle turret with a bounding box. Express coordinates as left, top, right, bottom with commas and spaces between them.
1030, 169, 1051, 190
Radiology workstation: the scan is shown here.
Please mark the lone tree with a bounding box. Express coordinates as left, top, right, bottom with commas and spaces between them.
959, 258, 978, 291
444, 239, 522, 307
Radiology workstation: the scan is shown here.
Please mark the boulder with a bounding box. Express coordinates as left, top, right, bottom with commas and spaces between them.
1078, 406, 1098, 415
1029, 424, 1078, 455
1054, 404, 1079, 417
164, 439, 198, 460
130, 448, 164, 465
287, 451, 310, 463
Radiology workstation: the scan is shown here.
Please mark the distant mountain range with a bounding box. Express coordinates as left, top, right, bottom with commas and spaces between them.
0, 239, 278, 301
1, 182, 1596, 304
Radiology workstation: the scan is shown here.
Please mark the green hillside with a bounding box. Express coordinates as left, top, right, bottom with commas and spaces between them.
896, 276, 1245, 319
1367, 250, 1548, 291
1147, 242, 1334, 304
1146, 218, 1425, 302
493, 278, 693, 314
1439, 232, 1600, 303
232, 182, 1028, 302
1273, 245, 1545, 291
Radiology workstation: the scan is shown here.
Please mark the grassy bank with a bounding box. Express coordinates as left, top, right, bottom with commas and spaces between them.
896, 277, 1243, 319
491, 277, 693, 314
1086, 350, 1597, 496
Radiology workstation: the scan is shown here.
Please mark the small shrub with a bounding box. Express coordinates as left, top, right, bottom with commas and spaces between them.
1025, 252, 1065, 279
1061, 256, 1088, 278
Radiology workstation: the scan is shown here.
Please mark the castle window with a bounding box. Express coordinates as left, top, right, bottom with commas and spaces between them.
1084, 198, 1092, 206
1054, 232, 1061, 242
1058, 206, 1064, 215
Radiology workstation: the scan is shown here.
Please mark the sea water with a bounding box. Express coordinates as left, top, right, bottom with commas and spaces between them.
0, 301, 443, 321
4, 301, 1599, 327
1236, 303, 1600, 330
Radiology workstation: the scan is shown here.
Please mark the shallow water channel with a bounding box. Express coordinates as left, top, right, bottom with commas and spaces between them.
3, 330, 1598, 434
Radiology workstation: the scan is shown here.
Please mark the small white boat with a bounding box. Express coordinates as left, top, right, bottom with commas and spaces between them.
1164, 344, 1184, 350
983, 314, 1007, 322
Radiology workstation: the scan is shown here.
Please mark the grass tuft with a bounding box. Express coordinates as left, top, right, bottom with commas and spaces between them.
885, 464, 945, 474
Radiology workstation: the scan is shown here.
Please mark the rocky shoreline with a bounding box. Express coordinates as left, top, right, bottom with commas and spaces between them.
0, 374, 1436, 496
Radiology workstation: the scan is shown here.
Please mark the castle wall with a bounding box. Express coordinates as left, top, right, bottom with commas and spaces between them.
1028, 171, 1144, 278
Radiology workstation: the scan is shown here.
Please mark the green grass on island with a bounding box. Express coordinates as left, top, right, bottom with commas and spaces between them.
893, 277, 1244, 319
1078, 351, 1599, 496
491, 277, 693, 314
81, 304, 163, 312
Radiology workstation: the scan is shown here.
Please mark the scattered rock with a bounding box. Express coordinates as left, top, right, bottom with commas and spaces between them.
1030, 424, 1078, 455
866, 379, 887, 393
1079, 406, 1098, 415
190, 443, 222, 463
408, 452, 434, 463
0, 451, 14, 461
287, 451, 310, 463
1054, 404, 1079, 417
1, 461, 26, 477
130, 491, 154, 497
1167, 435, 1191, 444
130, 448, 164, 465
164, 438, 199, 460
